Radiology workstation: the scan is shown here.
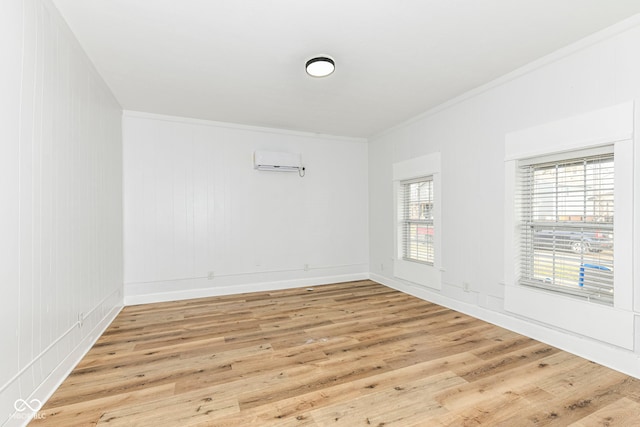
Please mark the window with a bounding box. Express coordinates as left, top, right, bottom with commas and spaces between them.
518, 149, 614, 304
399, 177, 434, 265
393, 153, 441, 289
504, 102, 633, 349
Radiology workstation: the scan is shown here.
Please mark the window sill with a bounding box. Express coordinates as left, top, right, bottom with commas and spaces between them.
394, 258, 441, 290
505, 284, 633, 349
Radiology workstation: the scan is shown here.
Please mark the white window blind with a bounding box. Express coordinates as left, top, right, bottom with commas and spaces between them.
517, 150, 614, 304
399, 177, 434, 265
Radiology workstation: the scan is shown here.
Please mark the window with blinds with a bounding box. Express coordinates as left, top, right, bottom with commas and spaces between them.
517, 150, 614, 304
399, 177, 434, 265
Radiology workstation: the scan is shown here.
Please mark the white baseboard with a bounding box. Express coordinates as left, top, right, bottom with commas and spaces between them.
370, 273, 640, 379
124, 273, 370, 306
3, 303, 122, 427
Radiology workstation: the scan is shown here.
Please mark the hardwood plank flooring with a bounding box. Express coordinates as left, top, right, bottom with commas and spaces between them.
31, 280, 640, 426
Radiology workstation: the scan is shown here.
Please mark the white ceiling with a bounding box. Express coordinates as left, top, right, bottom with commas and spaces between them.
52, 0, 640, 138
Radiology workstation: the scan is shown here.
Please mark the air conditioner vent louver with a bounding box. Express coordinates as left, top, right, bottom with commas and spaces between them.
254, 151, 302, 172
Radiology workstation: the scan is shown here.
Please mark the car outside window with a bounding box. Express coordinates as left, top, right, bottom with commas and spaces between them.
518, 152, 614, 304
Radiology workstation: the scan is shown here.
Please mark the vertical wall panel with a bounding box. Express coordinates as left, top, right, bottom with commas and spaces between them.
123, 114, 369, 303
368, 22, 640, 377
0, 0, 123, 424
0, 0, 23, 402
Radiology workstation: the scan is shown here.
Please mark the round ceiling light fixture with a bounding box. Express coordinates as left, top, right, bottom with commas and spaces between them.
305, 56, 335, 77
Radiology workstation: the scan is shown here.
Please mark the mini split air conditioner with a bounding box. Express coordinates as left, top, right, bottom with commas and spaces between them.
253, 150, 302, 172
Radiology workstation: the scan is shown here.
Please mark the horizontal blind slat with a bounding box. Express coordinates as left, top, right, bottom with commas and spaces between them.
517, 151, 614, 305
399, 177, 434, 265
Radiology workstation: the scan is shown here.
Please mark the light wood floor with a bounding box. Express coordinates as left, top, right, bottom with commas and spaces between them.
32, 280, 640, 426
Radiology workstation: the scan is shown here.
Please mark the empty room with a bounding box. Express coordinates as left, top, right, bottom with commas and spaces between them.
4, 0, 640, 425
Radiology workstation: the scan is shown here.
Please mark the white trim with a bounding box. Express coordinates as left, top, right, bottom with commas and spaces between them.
505, 285, 633, 349
393, 153, 442, 289
124, 273, 369, 305
3, 303, 123, 426
122, 110, 367, 143
372, 14, 640, 140
503, 160, 518, 293
614, 139, 635, 310
505, 102, 633, 161
392, 152, 441, 181
635, 103, 640, 315
517, 145, 615, 166
504, 101, 635, 350
371, 273, 640, 379
393, 259, 441, 291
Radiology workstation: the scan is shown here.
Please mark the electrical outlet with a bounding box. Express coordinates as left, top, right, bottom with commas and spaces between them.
304, 264, 309, 271
78, 312, 84, 327
207, 271, 215, 280
380, 263, 384, 271
463, 282, 470, 292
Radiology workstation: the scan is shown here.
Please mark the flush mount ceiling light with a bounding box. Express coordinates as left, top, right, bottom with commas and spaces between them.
305, 56, 335, 77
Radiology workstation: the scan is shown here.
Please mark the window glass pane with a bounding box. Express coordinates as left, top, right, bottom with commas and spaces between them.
400, 178, 434, 265
519, 154, 614, 304
531, 157, 614, 223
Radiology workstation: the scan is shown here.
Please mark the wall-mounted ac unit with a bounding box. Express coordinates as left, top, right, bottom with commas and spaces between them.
254, 150, 302, 172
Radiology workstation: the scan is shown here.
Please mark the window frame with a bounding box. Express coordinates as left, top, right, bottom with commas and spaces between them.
393, 153, 442, 290
503, 101, 634, 350
399, 176, 434, 265
517, 148, 615, 305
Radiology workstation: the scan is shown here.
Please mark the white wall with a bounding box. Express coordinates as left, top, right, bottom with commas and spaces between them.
0, 0, 123, 425
123, 112, 369, 304
4, 4, 639, 424
369, 18, 640, 377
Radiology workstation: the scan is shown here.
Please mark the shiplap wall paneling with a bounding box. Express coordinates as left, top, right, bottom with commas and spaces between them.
123, 114, 370, 304
0, 1, 123, 425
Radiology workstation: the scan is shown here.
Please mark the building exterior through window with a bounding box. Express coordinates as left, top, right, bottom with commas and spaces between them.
518, 151, 614, 304
399, 177, 434, 265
